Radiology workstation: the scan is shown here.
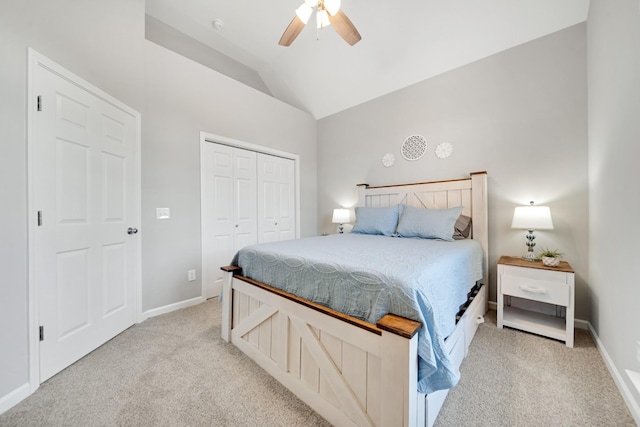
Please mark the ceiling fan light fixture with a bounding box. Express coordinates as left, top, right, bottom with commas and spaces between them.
324, 0, 341, 16
296, 4, 313, 24
279, 0, 361, 47
316, 9, 331, 29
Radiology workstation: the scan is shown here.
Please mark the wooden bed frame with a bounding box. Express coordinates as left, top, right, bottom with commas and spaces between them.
220, 171, 488, 427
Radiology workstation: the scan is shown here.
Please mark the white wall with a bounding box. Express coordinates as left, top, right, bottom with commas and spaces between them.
141, 41, 317, 311
0, 0, 145, 404
0, 0, 316, 408
145, 15, 272, 97
317, 24, 588, 315
587, 0, 640, 420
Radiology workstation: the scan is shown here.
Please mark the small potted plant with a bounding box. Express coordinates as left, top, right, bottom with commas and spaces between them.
539, 248, 563, 267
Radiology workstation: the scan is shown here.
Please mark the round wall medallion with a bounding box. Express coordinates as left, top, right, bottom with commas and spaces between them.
381, 153, 395, 167
401, 135, 427, 161
435, 142, 454, 159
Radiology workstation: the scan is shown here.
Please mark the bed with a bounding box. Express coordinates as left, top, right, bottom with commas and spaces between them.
220, 171, 488, 427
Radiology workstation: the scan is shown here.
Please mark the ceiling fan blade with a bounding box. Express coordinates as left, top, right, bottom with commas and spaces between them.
327, 10, 361, 46
279, 15, 306, 46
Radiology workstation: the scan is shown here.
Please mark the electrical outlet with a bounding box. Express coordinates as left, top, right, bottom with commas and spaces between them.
636, 341, 640, 364
188, 270, 196, 282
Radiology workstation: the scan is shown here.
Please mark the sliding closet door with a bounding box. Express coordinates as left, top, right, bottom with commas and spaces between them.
202, 142, 297, 298
201, 143, 257, 298
257, 153, 296, 244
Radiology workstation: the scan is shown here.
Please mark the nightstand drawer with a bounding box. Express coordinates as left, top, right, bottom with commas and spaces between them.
501, 274, 569, 306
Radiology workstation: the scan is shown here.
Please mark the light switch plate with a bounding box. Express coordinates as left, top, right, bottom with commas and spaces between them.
156, 208, 170, 219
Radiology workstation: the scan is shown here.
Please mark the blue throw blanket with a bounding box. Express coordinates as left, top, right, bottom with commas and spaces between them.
232, 233, 483, 394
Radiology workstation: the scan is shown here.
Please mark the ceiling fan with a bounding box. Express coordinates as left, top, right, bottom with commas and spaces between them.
279, 0, 362, 47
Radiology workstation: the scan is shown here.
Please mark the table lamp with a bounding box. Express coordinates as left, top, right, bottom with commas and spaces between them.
332, 208, 350, 234
511, 201, 553, 261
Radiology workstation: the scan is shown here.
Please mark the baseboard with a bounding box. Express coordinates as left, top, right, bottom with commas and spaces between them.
587, 322, 640, 425
574, 318, 589, 330
141, 296, 204, 321
0, 382, 30, 416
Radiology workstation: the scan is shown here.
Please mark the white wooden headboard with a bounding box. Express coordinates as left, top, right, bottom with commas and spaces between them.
356, 171, 489, 288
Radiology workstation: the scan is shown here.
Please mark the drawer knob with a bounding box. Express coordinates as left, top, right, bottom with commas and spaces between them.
520, 285, 548, 294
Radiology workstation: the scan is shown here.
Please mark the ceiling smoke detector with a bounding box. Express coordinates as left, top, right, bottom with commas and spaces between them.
212, 19, 224, 30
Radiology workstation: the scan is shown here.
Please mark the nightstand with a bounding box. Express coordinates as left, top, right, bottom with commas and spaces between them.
497, 256, 575, 347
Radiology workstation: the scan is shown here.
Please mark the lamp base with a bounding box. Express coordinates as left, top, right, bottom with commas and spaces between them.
521, 229, 539, 261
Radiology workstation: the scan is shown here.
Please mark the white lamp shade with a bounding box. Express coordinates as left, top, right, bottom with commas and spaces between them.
296, 3, 313, 24
324, 0, 341, 15
511, 205, 553, 230
332, 208, 350, 224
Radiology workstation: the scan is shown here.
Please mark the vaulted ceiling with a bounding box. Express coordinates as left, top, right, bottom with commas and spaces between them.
146, 0, 590, 119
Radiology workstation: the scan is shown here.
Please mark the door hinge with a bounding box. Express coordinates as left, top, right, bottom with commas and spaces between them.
37, 95, 42, 111
39, 326, 44, 341
37, 211, 43, 226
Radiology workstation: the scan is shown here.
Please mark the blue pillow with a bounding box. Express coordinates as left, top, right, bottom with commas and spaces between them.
396, 205, 464, 241
351, 205, 400, 236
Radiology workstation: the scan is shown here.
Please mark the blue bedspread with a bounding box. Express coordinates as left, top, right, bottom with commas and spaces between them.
231, 233, 483, 394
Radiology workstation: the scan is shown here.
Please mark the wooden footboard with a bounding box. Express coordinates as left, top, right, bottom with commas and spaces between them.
220, 267, 487, 427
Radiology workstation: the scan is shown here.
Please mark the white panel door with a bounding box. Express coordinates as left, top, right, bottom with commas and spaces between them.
233, 149, 258, 249
202, 143, 234, 300
257, 154, 295, 243
34, 59, 139, 382
202, 144, 257, 299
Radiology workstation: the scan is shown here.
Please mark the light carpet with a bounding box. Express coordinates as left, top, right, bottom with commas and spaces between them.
0, 299, 635, 426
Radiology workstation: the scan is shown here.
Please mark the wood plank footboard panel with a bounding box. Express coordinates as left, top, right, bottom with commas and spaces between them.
221, 275, 488, 427
225, 275, 420, 427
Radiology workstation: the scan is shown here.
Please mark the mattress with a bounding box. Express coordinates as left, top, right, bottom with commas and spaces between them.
231, 233, 483, 394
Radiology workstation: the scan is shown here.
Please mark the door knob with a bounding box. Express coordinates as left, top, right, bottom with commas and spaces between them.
127, 227, 138, 235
